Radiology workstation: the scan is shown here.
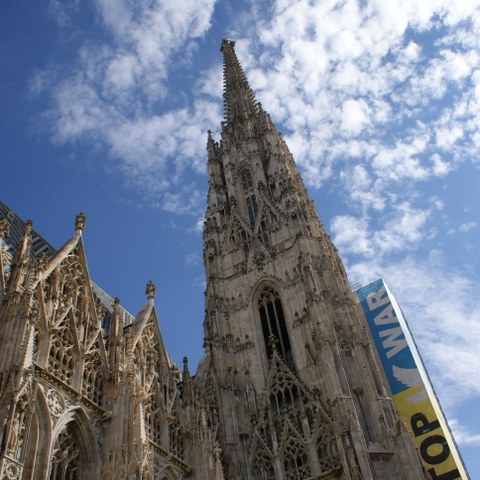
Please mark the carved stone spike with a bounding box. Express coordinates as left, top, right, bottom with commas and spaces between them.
145, 280, 156, 299
75, 212, 87, 231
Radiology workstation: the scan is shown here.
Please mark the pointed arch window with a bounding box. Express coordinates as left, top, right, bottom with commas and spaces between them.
49, 425, 80, 480
241, 170, 254, 192
144, 389, 162, 446
241, 169, 258, 228
258, 287, 293, 368
284, 438, 311, 479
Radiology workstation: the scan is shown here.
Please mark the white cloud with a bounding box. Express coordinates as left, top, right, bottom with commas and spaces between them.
105, 53, 139, 93
332, 201, 431, 258
372, 141, 430, 182
330, 215, 374, 257
459, 221, 477, 233
401, 41, 421, 62
341, 99, 370, 135
340, 164, 386, 212
191, 217, 205, 235
374, 202, 431, 253
329, 30, 362, 60
449, 419, 480, 446
430, 154, 450, 176
436, 125, 464, 149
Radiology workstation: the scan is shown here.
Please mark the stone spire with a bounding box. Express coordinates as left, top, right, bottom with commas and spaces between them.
204, 38, 349, 288
220, 37, 259, 125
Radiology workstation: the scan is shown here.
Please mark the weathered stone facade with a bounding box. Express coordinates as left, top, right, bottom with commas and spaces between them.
0, 39, 428, 479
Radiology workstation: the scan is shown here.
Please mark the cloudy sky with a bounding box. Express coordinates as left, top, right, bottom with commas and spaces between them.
2, 0, 479, 475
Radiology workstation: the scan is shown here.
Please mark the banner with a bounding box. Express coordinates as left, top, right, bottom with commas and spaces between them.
357, 279, 468, 480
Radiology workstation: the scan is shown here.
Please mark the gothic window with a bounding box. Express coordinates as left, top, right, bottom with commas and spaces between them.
352, 388, 373, 442
241, 170, 254, 192
317, 430, 340, 474
169, 416, 184, 459
49, 325, 74, 385
49, 425, 80, 480
241, 169, 258, 228
258, 287, 293, 368
144, 389, 162, 446
283, 438, 310, 480
81, 349, 104, 406
246, 195, 258, 228
270, 380, 299, 416
251, 448, 275, 480
230, 220, 247, 245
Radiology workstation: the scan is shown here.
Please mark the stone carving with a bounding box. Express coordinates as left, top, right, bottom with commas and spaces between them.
212, 293, 248, 314
283, 267, 301, 288
46, 388, 66, 416
292, 307, 309, 328
207, 333, 254, 355
2, 459, 22, 480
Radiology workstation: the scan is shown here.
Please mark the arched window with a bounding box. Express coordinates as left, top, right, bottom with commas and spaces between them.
144, 389, 162, 446
169, 415, 184, 459
258, 287, 293, 368
241, 170, 258, 228
49, 424, 80, 480
49, 324, 74, 385
241, 170, 254, 192
284, 438, 310, 479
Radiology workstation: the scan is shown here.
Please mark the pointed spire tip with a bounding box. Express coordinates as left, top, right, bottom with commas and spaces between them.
220, 37, 235, 51
75, 212, 86, 232
146, 280, 156, 300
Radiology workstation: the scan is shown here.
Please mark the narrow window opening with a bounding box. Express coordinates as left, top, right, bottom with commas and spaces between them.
241, 170, 254, 192
246, 195, 258, 228
258, 287, 294, 369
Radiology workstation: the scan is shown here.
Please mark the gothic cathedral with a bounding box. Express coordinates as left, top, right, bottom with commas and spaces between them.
0, 39, 427, 479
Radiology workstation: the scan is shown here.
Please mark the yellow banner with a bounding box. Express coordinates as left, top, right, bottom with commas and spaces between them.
394, 387, 461, 479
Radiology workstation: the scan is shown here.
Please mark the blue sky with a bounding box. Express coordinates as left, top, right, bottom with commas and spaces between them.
1, 0, 479, 476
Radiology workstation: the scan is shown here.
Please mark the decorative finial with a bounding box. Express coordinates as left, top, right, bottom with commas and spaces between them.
146, 280, 156, 299
114, 297, 120, 305
75, 212, 86, 232
220, 37, 235, 51
25, 219, 33, 232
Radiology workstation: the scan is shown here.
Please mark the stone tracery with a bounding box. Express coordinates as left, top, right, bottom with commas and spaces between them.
49, 425, 80, 480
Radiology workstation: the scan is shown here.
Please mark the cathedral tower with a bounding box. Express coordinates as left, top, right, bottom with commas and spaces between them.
196, 38, 426, 479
